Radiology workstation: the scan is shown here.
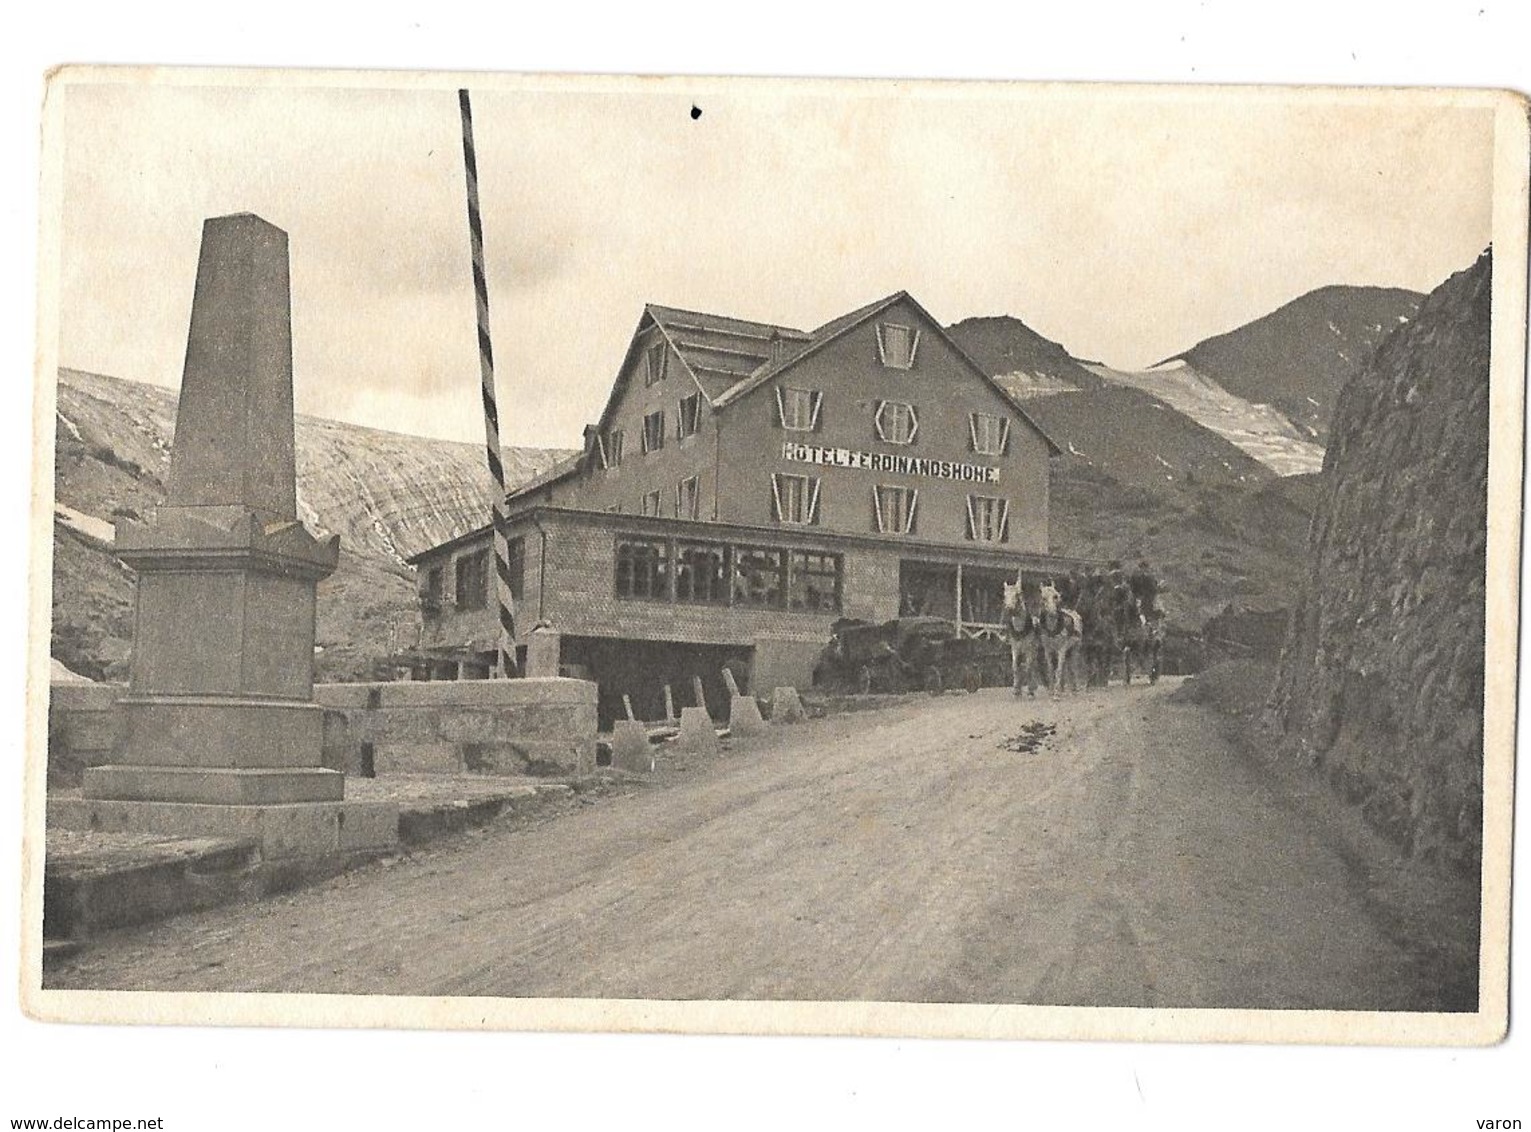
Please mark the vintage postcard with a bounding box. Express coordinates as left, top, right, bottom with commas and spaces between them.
20, 67, 1528, 1045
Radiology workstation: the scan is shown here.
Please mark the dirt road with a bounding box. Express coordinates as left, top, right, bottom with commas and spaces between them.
46, 679, 1464, 1009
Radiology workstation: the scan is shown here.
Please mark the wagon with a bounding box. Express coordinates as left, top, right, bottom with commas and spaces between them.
812, 616, 997, 695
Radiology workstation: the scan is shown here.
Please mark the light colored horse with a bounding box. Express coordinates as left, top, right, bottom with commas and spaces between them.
1001, 580, 1039, 697
1036, 581, 1083, 698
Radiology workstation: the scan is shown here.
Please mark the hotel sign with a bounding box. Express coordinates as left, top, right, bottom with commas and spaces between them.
781, 441, 999, 484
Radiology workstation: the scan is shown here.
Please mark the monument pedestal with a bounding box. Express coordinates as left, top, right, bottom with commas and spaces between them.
50, 212, 397, 861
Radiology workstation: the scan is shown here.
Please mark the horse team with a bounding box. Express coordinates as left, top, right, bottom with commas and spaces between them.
1003, 561, 1165, 698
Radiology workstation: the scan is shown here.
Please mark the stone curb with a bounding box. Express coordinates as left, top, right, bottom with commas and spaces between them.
43, 780, 591, 947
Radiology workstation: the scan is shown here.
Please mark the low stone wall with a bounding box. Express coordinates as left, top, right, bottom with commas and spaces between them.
315, 677, 597, 778
46, 683, 121, 786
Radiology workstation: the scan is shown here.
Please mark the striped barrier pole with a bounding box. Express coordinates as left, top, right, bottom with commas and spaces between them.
458, 88, 518, 677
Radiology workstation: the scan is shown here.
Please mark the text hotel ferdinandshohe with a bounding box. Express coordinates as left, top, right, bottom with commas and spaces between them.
779, 440, 1002, 484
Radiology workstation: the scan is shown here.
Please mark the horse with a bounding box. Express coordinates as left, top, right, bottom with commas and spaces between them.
1001, 580, 1041, 697
1078, 576, 1118, 688
1036, 580, 1082, 698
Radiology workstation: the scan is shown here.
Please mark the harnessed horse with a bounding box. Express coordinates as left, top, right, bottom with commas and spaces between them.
1001, 580, 1040, 697
1036, 581, 1083, 697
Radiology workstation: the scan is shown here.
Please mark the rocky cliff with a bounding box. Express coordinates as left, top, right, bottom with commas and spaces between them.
1268, 251, 1490, 875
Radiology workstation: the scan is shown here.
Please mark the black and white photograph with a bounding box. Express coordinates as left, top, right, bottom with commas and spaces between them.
7, 13, 1530, 1128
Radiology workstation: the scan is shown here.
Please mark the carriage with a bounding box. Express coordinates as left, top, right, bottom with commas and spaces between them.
812, 616, 1005, 695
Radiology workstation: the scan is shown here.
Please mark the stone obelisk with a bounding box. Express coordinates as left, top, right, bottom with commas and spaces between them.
64, 213, 394, 856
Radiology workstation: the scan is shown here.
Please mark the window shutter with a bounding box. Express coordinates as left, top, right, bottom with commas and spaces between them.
998, 499, 1011, 543
872, 486, 886, 533
906, 488, 919, 535
875, 325, 888, 366
807, 478, 822, 525
968, 413, 979, 453
770, 473, 783, 523
873, 400, 889, 442
965, 495, 977, 541
906, 405, 919, 445
909, 329, 921, 367
775, 386, 787, 428
1000, 417, 1012, 457
597, 433, 609, 469
810, 390, 824, 432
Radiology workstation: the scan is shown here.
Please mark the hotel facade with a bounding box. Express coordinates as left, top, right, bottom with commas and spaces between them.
406, 291, 1092, 721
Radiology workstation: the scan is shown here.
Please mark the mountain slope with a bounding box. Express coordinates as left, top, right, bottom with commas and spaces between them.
1161, 285, 1424, 444
1084, 361, 1326, 476
51, 368, 574, 680
946, 315, 1107, 398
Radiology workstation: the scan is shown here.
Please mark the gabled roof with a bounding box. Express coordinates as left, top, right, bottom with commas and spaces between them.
522, 290, 1062, 510
711, 290, 1062, 455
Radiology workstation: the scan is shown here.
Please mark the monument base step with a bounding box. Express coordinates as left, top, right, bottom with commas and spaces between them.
83, 765, 343, 805
49, 796, 397, 859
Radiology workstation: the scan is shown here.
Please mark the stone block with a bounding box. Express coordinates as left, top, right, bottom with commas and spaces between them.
47, 797, 392, 859
771, 686, 807, 723
676, 707, 719, 755
610, 719, 653, 773
526, 629, 561, 679
438, 710, 497, 743
365, 706, 441, 742
378, 677, 595, 709
320, 708, 357, 774
729, 694, 767, 737
373, 740, 463, 775
84, 765, 344, 805
113, 696, 327, 769
313, 683, 376, 711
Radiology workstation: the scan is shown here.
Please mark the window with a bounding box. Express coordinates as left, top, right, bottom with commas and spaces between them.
775, 386, 823, 431
421, 565, 445, 615
788, 551, 842, 613
876, 322, 919, 369
873, 485, 919, 535
599, 428, 624, 469
505, 536, 525, 600
966, 495, 1010, 543
676, 475, 701, 520
771, 472, 821, 525
454, 550, 489, 611
676, 541, 729, 604
644, 341, 668, 386
615, 537, 669, 599
969, 412, 1010, 457
677, 393, 702, 439
874, 400, 918, 445
733, 547, 787, 608
642, 410, 665, 453
641, 489, 663, 517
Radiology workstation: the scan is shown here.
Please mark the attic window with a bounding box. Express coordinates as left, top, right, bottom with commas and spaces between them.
877, 322, 919, 369
874, 400, 918, 445
642, 410, 666, 453
776, 386, 823, 432
644, 342, 669, 386
677, 393, 702, 439
969, 413, 1010, 457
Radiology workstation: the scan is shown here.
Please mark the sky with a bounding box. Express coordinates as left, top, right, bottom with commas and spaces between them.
54, 75, 1496, 448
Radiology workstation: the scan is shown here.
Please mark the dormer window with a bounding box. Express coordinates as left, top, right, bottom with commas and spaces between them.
677, 393, 702, 439
874, 400, 918, 445
776, 386, 823, 432
876, 322, 919, 369
644, 341, 668, 386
